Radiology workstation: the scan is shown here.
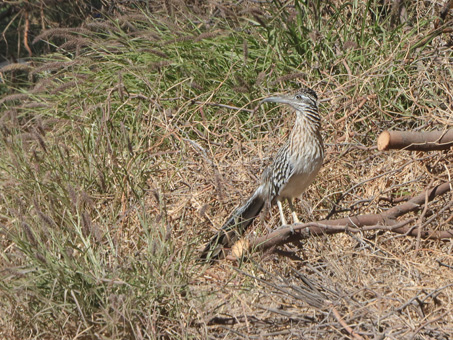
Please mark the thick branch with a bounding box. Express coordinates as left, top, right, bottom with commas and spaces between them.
248, 182, 452, 253
377, 130, 453, 151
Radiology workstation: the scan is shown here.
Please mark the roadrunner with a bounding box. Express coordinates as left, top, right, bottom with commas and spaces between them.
200, 87, 324, 261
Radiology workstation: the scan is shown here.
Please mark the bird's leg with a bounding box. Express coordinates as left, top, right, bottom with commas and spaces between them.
287, 199, 298, 234
288, 198, 300, 224
276, 199, 287, 226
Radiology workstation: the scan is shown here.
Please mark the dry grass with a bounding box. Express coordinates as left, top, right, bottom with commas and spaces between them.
0, 0, 452, 339
158, 92, 452, 339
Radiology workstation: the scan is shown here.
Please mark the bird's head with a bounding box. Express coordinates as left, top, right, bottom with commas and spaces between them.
260, 87, 318, 111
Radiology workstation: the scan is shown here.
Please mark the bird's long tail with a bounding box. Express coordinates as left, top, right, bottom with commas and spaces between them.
200, 189, 265, 262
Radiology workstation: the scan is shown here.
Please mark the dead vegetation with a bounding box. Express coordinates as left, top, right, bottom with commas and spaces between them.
170, 100, 452, 338
0, 0, 452, 339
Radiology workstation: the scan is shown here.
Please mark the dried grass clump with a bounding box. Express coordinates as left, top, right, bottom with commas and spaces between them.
84, 20, 119, 33
32, 27, 92, 44
59, 37, 92, 51
0, 93, 30, 105
29, 60, 78, 76
0, 62, 31, 73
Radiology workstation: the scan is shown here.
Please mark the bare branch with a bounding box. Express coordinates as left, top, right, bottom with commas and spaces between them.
247, 182, 452, 254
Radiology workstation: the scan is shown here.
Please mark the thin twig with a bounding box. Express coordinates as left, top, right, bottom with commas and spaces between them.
416, 182, 433, 252
329, 304, 365, 340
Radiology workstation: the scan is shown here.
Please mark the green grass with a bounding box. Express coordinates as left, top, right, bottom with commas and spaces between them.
0, 1, 451, 338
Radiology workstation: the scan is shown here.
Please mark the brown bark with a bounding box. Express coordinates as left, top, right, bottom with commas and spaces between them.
377, 130, 453, 151
245, 182, 452, 255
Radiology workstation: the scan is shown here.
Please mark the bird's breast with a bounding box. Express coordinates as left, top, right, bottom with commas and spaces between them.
279, 153, 323, 198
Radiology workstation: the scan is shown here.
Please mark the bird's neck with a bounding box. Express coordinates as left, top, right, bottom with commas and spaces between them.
291, 108, 321, 135
288, 109, 323, 154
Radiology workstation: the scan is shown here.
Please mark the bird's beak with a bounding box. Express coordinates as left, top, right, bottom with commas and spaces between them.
259, 95, 293, 106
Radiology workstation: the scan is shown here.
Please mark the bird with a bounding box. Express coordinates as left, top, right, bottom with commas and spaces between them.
200, 87, 324, 262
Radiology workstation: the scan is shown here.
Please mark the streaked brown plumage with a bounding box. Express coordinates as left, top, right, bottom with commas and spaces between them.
200, 88, 324, 262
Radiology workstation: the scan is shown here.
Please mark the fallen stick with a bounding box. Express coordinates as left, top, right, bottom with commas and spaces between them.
243, 182, 452, 255
377, 130, 453, 151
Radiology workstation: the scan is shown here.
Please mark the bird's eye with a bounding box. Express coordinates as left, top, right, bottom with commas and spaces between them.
295, 94, 303, 100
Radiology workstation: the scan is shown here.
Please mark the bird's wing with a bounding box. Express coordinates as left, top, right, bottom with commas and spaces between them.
261, 143, 295, 202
